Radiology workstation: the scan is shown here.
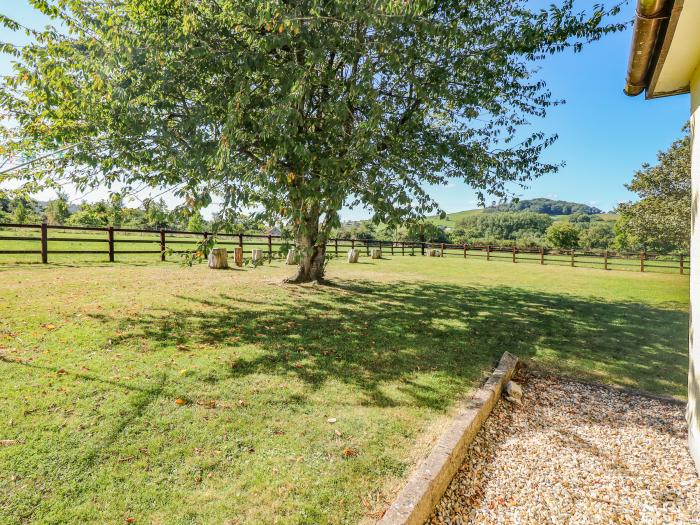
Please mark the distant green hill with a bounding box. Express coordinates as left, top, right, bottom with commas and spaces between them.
487, 198, 602, 215
426, 208, 487, 227
426, 199, 617, 228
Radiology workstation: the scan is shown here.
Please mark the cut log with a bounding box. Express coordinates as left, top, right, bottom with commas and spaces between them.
371, 248, 382, 259
251, 249, 264, 263
286, 249, 298, 265
234, 247, 243, 267
429, 248, 442, 257
347, 249, 359, 263
208, 248, 229, 269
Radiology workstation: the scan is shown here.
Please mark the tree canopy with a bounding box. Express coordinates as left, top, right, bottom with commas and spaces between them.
579, 221, 614, 250
546, 221, 580, 250
0, 0, 622, 281
616, 129, 690, 253
44, 191, 71, 225
452, 212, 553, 244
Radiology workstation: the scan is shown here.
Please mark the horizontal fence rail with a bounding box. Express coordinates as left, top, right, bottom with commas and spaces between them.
0, 222, 689, 275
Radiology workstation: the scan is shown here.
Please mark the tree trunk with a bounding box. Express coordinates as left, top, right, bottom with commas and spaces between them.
286, 236, 327, 283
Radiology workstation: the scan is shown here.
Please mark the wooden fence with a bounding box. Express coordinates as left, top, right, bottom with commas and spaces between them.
0, 222, 689, 274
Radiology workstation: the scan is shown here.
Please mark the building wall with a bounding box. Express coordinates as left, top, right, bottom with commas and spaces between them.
690, 65, 700, 474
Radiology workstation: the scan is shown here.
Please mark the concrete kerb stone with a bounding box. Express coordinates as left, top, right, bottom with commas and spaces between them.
378, 351, 519, 525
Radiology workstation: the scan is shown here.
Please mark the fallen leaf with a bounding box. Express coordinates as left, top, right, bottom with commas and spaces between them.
342, 447, 358, 458
175, 398, 186, 406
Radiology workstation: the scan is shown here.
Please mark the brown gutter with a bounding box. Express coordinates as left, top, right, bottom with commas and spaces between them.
624, 0, 672, 96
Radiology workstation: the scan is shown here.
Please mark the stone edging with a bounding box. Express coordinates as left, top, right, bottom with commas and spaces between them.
378, 351, 519, 525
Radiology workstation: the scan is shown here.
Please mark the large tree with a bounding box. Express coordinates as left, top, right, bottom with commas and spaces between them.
44, 191, 71, 225
0, 1, 621, 281
616, 129, 691, 253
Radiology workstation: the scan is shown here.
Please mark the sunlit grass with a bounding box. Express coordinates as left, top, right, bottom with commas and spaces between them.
0, 256, 689, 523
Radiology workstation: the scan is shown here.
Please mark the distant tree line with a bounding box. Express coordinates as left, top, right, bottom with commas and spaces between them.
449, 212, 621, 251
332, 213, 620, 251
0, 194, 270, 234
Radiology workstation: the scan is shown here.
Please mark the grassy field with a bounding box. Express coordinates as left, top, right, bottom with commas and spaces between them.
0, 255, 689, 524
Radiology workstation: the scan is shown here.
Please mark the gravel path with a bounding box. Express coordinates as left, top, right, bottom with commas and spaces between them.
427, 370, 700, 525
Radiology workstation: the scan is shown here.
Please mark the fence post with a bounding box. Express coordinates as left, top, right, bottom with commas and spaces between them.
402, 242, 405, 256
238, 233, 243, 250
540, 247, 544, 265
108, 227, 115, 262
640, 251, 645, 272
268, 234, 273, 261
486, 245, 491, 261
512, 245, 516, 263
351, 238, 355, 250
570, 249, 575, 267
390, 241, 394, 256
41, 221, 48, 264
441, 242, 445, 257
421, 241, 426, 256
159, 229, 165, 262
335, 238, 338, 257
680, 254, 685, 275
604, 250, 609, 271
411, 243, 414, 256
365, 240, 369, 256
463, 244, 467, 258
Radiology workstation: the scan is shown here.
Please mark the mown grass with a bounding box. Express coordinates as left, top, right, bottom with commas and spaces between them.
0, 255, 689, 524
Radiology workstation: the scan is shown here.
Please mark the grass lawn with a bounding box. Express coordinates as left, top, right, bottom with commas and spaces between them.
0, 256, 689, 524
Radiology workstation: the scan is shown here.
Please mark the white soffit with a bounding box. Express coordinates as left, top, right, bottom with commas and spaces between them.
652, 0, 700, 97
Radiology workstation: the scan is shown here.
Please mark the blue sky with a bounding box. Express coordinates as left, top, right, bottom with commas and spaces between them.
0, 2, 692, 220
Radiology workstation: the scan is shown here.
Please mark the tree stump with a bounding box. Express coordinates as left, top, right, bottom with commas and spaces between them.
251, 249, 264, 263
234, 247, 243, 267
371, 248, 382, 259
286, 249, 298, 265
347, 249, 359, 263
208, 248, 229, 269
429, 248, 441, 257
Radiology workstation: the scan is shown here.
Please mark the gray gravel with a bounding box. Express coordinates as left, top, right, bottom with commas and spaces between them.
427, 370, 700, 525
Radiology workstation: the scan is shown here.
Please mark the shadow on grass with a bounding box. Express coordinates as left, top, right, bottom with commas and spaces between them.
108, 278, 688, 403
